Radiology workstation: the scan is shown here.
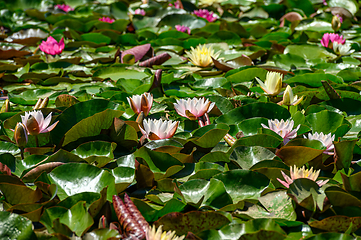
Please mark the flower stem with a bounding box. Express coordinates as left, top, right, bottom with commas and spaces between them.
35, 135, 39, 147
20, 147, 24, 160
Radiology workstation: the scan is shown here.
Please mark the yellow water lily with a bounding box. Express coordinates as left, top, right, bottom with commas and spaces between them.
256, 71, 283, 96
283, 85, 303, 106
146, 225, 185, 240
185, 44, 221, 67
198, 0, 224, 6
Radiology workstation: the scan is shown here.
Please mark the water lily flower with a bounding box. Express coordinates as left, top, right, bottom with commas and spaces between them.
320, 33, 345, 48
331, 15, 342, 32
39, 36, 65, 55
333, 42, 355, 56
14, 122, 28, 148
304, 132, 335, 155
277, 165, 329, 188
283, 85, 303, 106
55, 4, 74, 12
256, 71, 283, 96
134, 9, 146, 16
199, 0, 224, 6
140, 119, 179, 140
175, 25, 191, 34
261, 119, 300, 144
193, 9, 218, 22
21, 110, 59, 136
174, 97, 215, 120
146, 225, 185, 240
99, 17, 115, 23
185, 44, 221, 67
127, 93, 153, 117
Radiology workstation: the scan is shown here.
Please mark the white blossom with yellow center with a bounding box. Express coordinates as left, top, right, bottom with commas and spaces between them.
185, 44, 221, 67
277, 165, 329, 188
256, 71, 283, 96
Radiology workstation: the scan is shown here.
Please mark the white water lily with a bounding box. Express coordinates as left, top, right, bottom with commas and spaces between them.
256, 71, 283, 96
261, 119, 300, 144
140, 119, 179, 140
174, 97, 215, 120
333, 42, 355, 56
277, 165, 329, 188
146, 225, 185, 240
304, 132, 335, 155
283, 85, 303, 106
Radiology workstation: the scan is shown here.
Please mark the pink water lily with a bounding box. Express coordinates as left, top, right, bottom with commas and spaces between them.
140, 119, 179, 140
21, 110, 59, 136
127, 93, 153, 117
39, 36, 65, 55
99, 17, 115, 23
277, 165, 329, 188
134, 9, 146, 16
55, 4, 74, 12
321, 33, 345, 48
261, 119, 300, 144
175, 25, 191, 34
304, 132, 335, 155
193, 9, 218, 22
174, 97, 215, 121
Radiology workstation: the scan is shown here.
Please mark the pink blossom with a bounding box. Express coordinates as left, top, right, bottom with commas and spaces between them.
21, 110, 59, 136
134, 9, 146, 16
321, 33, 345, 48
193, 9, 218, 22
323, 0, 327, 5
99, 17, 115, 23
175, 25, 191, 34
39, 36, 65, 55
169, 1, 181, 8
174, 97, 215, 120
140, 119, 179, 140
55, 4, 74, 12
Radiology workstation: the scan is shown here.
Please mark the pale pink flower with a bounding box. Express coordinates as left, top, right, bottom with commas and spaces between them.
277, 165, 329, 188
21, 110, 59, 136
261, 119, 300, 144
127, 93, 153, 117
99, 17, 115, 23
304, 132, 335, 155
55, 4, 74, 12
174, 97, 215, 120
323, 0, 327, 5
193, 9, 218, 22
39, 36, 65, 55
321, 33, 345, 48
140, 119, 179, 140
175, 25, 191, 34
169, 1, 181, 8
134, 9, 146, 16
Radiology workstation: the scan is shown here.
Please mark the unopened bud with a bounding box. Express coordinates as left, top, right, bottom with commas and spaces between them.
0, 99, 10, 113
332, 15, 341, 32
14, 122, 28, 148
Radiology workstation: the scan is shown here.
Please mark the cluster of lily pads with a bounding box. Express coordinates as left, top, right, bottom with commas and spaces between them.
1, 0, 361, 239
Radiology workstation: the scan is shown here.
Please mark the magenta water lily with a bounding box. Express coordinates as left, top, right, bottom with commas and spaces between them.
39, 36, 65, 55
193, 9, 218, 22
321, 33, 345, 48
55, 4, 74, 12
99, 17, 115, 23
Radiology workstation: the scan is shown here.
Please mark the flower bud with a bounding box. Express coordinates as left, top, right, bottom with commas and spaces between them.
332, 15, 341, 32
0, 99, 10, 113
14, 122, 28, 148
